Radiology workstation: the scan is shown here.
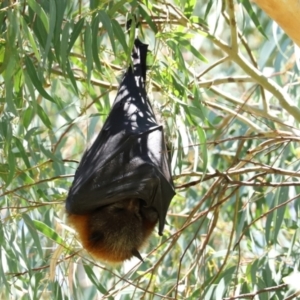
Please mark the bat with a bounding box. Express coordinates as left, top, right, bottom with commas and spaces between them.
66, 37, 175, 263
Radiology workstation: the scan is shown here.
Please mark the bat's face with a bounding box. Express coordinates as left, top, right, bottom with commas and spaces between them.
67, 198, 159, 263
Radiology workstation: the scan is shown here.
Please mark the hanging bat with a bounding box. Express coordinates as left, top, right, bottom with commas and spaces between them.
66, 37, 175, 263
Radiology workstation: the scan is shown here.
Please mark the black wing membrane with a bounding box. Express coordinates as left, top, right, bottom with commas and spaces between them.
66, 39, 175, 235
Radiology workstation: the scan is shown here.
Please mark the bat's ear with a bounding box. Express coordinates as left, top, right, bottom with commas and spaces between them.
126, 17, 140, 31
132, 248, 143, 262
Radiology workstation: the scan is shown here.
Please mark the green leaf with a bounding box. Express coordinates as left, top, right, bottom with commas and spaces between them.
23, 106, 35, 129
197, 126, 208, 174
265, 192, 275, 244
166, 40, 188, 76
108, 0, 131, 16
238, 0, 267, 38
37, 104, 52, 129
24, 56, 54, 102
138, 3, 158, 33
22, 214, 44, 258
53, 0, 66, 56
32, 220, 67, 248
174, 36, 208, 62
20, 227, 30, 268
7, 149, 15, 186
189, 16, 209, 30
184, 0, 196, 18
83, 265, 108, 294
91, 14, 102, 71
27, 0, 49, 32
20, 16, 41, 62
177, 114, 189, 156
0, 248, 10, 291
204, 0, 213, 20
14, 137, 31, 169
43, 0, 56, 63
67, 18, 84, 53
4, 77, 17, 115
111, 19, 128, 53
59, 21, 70, 73
98, 10, 116, 54
0, 163, 9, 183
84, 23, 93, 83
39, 143, 61, 162
273, 186, 288, 242
66, 60, 78, 94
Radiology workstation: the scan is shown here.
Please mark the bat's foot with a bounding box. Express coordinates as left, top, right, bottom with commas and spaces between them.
132, 249, 143, 262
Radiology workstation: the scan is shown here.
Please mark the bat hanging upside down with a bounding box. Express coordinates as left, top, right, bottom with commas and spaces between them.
66, 33, 175, 263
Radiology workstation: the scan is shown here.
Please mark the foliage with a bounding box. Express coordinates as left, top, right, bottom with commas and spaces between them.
0, 0, 300, 299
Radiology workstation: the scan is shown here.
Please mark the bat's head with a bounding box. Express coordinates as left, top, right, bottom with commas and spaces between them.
67, 198, 159, 263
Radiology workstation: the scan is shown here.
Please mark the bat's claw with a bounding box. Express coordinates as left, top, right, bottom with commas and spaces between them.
132, 248, 143, 262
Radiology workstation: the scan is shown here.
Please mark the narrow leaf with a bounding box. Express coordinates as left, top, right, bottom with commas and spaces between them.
67, 18, 84, 53
83, 265, 108, 293
238, 0, 267, 38
37, 104, 52, 129
32, 220, 67, 248
91, 15, 102, 71
98, 10, 116, 54
111, 20, 128, 53
23, 214, 44, 258
84, 23, 93, 83
44, 0, 56, 63
24, 56, 54, 102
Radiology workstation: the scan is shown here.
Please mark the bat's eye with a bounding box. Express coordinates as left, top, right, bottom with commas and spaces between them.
113, 207, 125, 213
89, 230, 104, 243
140, 206, 159, 223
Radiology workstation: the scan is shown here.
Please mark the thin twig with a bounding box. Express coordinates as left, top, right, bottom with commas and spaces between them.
223, 284, 288, 299
226, 0, 238, 51
0, 175, 73, 198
